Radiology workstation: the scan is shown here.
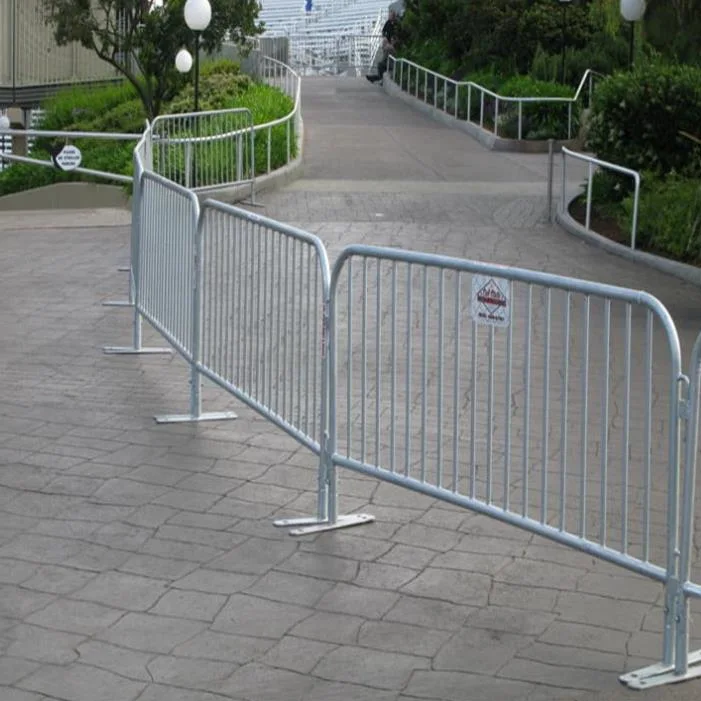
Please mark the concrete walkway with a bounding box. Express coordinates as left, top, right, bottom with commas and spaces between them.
1, 77, 701, 701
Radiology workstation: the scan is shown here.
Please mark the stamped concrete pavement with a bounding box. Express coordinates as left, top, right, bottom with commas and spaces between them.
1, 77, 701, 701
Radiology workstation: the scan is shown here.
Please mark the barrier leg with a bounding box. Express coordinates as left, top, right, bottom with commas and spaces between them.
273, 435, 374, 536
154, 364, 237, 424
102, 267, 134, 307
103, 306, 172, 356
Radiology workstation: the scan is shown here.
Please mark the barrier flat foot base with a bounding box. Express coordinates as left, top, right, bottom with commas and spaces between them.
154, 411, 238, 425
274, 513, 375, 536
103, 346, 172, 355
117, 266, 130, 272
620, 650, 701, 689
102, 300, 133, 307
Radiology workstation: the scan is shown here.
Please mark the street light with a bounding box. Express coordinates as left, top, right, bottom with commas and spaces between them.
620, 0, 646, 69
558, 0, 573, 84
175, 48, 193, 75
0, 115, 9, 130
183, 0, 212, 114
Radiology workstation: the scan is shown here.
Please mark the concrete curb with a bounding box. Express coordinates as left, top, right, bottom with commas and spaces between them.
204, 117, 305, 205
383, 76, 579, 154
557, 190, 701, 287
0, 182, 129, 211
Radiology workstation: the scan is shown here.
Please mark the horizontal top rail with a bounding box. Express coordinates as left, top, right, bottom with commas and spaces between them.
0, 127, 142, 140
562, 146, 641, 181
330, 243, 682, 368
391, 57, 604, 105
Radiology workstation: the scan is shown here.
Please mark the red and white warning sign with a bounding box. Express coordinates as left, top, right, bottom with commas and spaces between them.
470, 275, 511, 327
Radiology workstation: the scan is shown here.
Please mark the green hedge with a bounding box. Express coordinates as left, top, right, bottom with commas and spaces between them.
0, 59, 295, 197
587, 63, 701, 178
619, 175, 701, 263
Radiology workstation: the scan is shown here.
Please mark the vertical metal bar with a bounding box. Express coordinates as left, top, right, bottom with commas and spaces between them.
281, 236, 290, 417
455, 84, 459, 119
504, 292, 513, 511
437, 269, 445, 488
643, 310, 653, 561
600, 298, 611, 546
494, 98, 499, 136
585, 162, 593, 231
487, 324, 495, 503
390, 262, 397, 472
541, 288, 552, 524
420, 266, 428, 482
312, 261, 319, 442
568, 102, 573, 140
676, 335, 701, 675
547, 139, 555, 224
261, 222, 269, 403
470, 319, 478, 498
305, 248, 312, 435
561, 151, 567, 217
631, 174, 640, 250
560, 292, 571, 531
236, 217, 244, 387
404, 263, 412, 477
360, 257, 368, 462
296, 243, 305, 428
579, 296, 590, 538
480, 91, 484, 128
189, 201, 203, 419
518, 102, 523, 140
452, 273, 461, 493
621, 304, 632, 556
274, 233, 282, 412
347, 259, 353, 455
375, 260, 382, 468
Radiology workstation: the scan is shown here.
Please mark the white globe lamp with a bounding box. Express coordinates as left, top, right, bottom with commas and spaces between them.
175, 48, 193, 73
0, 115, 10, 130
620, 0, 645, 21
620, 0, 646, 68
184, 0, 212, 31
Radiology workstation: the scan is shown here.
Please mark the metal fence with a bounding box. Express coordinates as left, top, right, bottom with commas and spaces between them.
389, 56, 603, 142
151, 108, 255, 196
109, 149, 701, 685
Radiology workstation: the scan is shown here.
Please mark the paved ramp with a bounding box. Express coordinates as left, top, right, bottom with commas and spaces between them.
1, 79, 701, 701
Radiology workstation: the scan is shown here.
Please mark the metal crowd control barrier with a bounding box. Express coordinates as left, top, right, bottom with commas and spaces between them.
195, 200, 331, 453
151, 108, 255, 199
92, 62, 701, 691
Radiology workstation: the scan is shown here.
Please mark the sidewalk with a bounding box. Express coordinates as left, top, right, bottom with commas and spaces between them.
1, 78, 701, 701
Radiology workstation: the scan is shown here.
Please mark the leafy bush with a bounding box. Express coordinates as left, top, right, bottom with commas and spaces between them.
618, 175, 701, 262
0, 59, 296, 196
496, 75, 578, 140
586, 63, 701, 178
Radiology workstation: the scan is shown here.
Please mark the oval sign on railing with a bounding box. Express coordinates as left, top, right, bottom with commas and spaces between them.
52, 144, 82, 171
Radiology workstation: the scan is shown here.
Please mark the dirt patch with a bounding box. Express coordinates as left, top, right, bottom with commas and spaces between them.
568, 196, 631, 246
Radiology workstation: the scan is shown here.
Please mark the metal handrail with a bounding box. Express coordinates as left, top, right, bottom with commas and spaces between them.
560, 146, 641, 249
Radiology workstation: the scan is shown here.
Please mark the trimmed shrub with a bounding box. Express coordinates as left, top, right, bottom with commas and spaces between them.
586, 63, 701, 178
0, 59, 296, 196
619, 175, 701, 263
496, 75, 578, 140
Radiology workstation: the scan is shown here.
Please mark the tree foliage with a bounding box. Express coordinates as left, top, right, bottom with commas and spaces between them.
42, 0, 263, 119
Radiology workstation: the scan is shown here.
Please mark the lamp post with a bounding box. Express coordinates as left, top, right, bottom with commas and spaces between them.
620, 0, 646, 69
558, 0, 573, 84
183, 0, 212, 114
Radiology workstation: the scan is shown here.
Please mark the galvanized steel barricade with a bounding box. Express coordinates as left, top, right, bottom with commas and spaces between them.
195, 200, 331, 455
151, 108, 255, 198
275, 243, 701, 688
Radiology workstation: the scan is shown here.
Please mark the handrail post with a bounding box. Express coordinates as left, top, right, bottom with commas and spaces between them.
518, 101, 523, 140
585, 161, 593, 231
631, 173, 641, 250
547, 138, 554, 223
